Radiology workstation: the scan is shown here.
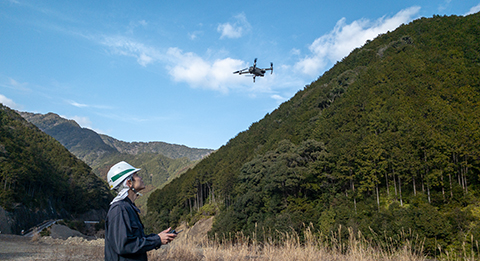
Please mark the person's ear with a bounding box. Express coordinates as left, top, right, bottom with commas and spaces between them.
126, 179, 133, 188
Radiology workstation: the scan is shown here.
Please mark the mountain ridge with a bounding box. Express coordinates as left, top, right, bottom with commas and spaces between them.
19, 111, 213, 162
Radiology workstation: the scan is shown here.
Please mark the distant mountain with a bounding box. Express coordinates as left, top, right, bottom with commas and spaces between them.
19, 111, 213, 212
99, 134, 211, 161
146, 13, 480, 257
19, 112, 117, 167
0, 104, 112, 234
19, 111, 212, 163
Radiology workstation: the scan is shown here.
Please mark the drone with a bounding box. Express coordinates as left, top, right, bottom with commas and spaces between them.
233, 58, 273, 82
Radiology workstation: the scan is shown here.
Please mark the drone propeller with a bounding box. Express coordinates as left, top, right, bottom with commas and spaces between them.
270, 62, 273, 74
253, 58, 257, 70
233, 68, 248, 74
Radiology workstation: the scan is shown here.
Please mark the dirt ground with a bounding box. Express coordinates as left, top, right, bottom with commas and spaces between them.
0, 217, 213, 261
0, 234, 105, 261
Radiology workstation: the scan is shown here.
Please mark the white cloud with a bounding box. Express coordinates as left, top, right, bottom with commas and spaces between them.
97, 34, 254, 92
217, 13, 251, 39
138, 53, 153, 66
271, 94, 286, 102
0, 94, 21, 109
218, 23, 241, 39
295, 6, 421, 77
166, 48, 246, 92
465, 3, 480, 15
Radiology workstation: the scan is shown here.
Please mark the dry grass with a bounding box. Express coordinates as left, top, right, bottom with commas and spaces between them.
148, 225, 431, 261
5, 225, 477, 260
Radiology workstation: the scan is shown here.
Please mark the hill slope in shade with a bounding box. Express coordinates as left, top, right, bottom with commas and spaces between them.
0, 104, 113, 234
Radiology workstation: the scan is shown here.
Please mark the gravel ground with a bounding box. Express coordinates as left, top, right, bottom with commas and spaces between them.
0, 219, 212, 260
0, 234, 105, 260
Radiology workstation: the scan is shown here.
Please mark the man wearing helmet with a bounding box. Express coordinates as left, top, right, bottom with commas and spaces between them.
105, 161, 176, 261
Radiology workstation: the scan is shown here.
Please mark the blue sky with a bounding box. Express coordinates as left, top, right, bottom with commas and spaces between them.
1, 0, 479, 149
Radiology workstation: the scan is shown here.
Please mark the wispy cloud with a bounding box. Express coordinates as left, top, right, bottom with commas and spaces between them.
189, 31, 203, 40
217, 13, 251, 39
60, 114, 107, 134
99, 35, 164, 67
438, 0, 452, 12
127, 20, 148, 34
0, 77, 30, 91
66, 100, 113, 110
465, 3, 480, 15
0, 94, 22, 109
68, 100, 88, 108
294, 6, 421, 77
61, 114, 91, 127
6, 0, 21, 5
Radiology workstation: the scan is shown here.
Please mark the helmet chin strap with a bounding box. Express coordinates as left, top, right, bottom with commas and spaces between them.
130, 186, 143, 197
127, 174, 143, 197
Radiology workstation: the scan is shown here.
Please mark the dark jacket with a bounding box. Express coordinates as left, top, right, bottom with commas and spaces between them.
105, 197, 162, 261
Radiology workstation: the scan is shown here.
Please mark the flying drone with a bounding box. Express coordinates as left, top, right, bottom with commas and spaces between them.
233, 58, 273, 82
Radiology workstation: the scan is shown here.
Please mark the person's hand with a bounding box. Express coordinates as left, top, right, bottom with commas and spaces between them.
158, 227, 177, 245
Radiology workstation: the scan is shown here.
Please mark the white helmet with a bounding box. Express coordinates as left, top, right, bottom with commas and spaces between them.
107, 161, 141, 190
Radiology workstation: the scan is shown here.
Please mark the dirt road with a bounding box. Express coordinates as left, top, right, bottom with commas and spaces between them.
0, 234, 104, 261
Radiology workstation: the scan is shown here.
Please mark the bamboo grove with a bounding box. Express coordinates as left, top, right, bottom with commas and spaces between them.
146, 14, 480, 256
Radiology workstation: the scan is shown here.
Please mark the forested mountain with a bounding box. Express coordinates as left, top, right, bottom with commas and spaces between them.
19, 111, 213, 212
0, 105, 112, 234
146, 13, 480, 256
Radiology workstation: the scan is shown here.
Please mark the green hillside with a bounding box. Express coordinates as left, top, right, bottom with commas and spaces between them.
146, 13, 480, 257
0, 105, 112, 233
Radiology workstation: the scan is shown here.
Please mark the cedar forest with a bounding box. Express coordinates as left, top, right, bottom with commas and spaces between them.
145, 13, 480, 256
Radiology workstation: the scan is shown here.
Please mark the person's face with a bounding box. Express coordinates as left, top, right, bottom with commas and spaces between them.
130, 172, 145, 191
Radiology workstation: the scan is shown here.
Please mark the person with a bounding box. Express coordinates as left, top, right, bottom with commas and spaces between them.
105, 161, 176, 261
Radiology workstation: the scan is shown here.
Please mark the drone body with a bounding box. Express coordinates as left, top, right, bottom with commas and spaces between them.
233, 58, 273, 82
